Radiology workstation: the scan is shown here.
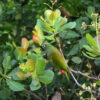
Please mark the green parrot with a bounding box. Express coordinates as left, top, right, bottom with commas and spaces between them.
43, 43, 69, 79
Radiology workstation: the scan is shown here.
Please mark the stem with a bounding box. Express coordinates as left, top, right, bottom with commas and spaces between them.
24, 89, 42, 100
70, 68, 100, 81
96, 18, 100, 50
45, 85, 48, 100
68, 68, 82, 87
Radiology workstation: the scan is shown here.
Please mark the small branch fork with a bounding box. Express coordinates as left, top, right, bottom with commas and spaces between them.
68, 67, 97, 94
70, 68, 100, 81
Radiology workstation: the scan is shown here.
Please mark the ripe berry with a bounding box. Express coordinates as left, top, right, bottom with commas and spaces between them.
60, 70, 66, 75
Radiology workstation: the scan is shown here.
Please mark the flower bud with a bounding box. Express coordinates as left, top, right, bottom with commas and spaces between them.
32, 30, 38, 36
32, 35, 40, 44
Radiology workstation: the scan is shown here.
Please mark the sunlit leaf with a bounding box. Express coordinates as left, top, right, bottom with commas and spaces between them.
96, 81, 100, 86
86, 33, 98, 48
58, 22, 76, 32
35, 56, 46, 75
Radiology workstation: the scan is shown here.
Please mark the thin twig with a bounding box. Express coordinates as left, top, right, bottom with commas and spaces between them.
24, 89, 42, 100
45, 85, 48, 100
70, 68, 100, 81
68, 68, 82, 87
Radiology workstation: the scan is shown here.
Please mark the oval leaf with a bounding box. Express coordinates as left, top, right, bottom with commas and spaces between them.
6, 79, 25, 91
30, 78, 41, 91
38, 70, 54, 84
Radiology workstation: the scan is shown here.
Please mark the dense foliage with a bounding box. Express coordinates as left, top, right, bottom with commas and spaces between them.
0, 0, 100, 100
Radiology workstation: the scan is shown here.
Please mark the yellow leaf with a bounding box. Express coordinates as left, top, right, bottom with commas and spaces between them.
31, 70, 37, 78
26, 59, 35, 72
45, 23, 55, 32
44, 10, 52, 18
19, 48, 27, 55
19, 59, 35, 72
19, 63, 26, 72
16, 72, 26, 80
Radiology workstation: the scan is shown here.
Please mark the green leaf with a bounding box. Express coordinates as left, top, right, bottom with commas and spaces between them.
36, 19, 52, 34
14, 48, 26, 61
83, 45, 93, 52
30, 78, 41, 91
8, 67, 21, 80
86, 6, 95, 20
28, 54, 46, 74
35, 56, 46, 75
48, 11, 58, 25
28, 53, 37, 62
96, 81, 100, 86
71, 57, 82, 64
38, 70, 54, 84
59, 31, 80, 39
3, 53, 11, 70
58, 22, 76, 32
68, 43, 79, 56
87, 6, 95, 15
86, 33, 97, 48
6, 79, 25, 91
54, 16, 62, 28
45, 35, 55, 40
83, 50, 100, 59
82, 52, 97, 59
86, 51, 98, 57
79, 37, 87, 49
